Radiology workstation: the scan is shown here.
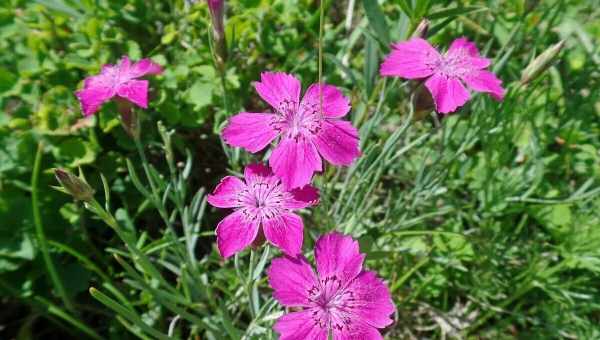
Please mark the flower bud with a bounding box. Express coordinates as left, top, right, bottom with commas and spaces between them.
54, 168, 94, 202
116, 98, 140, 138
251, 228, 266, 250
412, 19, 430, 39
207, 0, 227, 68
520, 40, 565, 85
413, 82, 435, 121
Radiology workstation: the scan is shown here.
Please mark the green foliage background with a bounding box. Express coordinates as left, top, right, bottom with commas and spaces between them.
1, 0, 600, 338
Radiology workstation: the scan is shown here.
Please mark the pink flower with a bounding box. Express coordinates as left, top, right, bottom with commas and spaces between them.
380, 37, 505, 114
222, 72, 361, 189
267, 232, 395, 340
75, 56, 163, 116
207, 163, 319, 258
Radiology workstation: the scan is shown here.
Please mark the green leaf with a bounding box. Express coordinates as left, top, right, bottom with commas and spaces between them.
252, 246, 270, 280
161, 24, 177, 45
186, 81, 213, 109
549, 204, 572, 227
397, 0, 413, 18
58, 263, 91, 297
53, 139, 97, 167
35, 0, 83, 18
364, 34, 379, 97
414, 0, 431, 19
0, 68, 17, 94
362, 0, 390, 46
127, 40, 142, 60
90, 287, 170, 340
427, 6, 487, 21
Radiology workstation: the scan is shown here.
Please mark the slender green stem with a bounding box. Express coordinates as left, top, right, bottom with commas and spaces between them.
31, 142, 74, 312
219, 71, 230, 116
247, 249, 257, 318
78, 202, 108, 269
318, 0, 325, 107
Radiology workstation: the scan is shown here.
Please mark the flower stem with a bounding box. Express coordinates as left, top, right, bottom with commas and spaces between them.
247, 249, 257, 318
318, 0, 325, 114
31, 142, 74, 313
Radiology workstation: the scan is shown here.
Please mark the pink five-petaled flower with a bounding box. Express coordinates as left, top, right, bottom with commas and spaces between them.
222, 72, 361, 189
75, 56, 163, 116
380, 37, 505, 114
267, 232, 395, 340
207, 163, 319, 258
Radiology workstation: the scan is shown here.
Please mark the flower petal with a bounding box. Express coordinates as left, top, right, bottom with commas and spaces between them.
243, 163, 274, 184
315, 232, 364, 285
463, 70, 505, 101
117, 79, 149, 108
332, 320, 384, 340
128, 58, 163, 79
263, 213, 304, 256
448, 37, 481, 57
347, 271, 395, 329
269, 137, 322, 189
425, 74, 470, 114
380, 38, 440, 79
447, 37, 491, 69
83, 68, 116, 89
313, 120, 361, 166
207, 176, 245, 208
300, 83, 351, 118
222, 113, 280, 153
267, 255, 317, 307
75, 86, 114, 116
284, 185, 320, 209
273, 310, 328, 340
254, 72, 301, 112
215, 210, 259, 258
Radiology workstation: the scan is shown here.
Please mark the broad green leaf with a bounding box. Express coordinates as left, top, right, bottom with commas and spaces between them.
0, 68, 17, 94
187, 81, 213, 109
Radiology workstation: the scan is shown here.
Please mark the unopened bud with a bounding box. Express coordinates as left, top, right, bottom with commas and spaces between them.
412, 19, 430, 39
413, 82, 435, 121
117, 99, 140, 139
521, 40, 565, 85
251, 228, 266, 249
207, 0, 227, 68
54, 168, 94, 202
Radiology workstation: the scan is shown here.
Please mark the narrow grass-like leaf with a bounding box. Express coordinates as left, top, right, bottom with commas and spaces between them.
427, 6, 487, 20
398, 0, 413, 18
252, 245, 270, 281
364, 34, 379, 97
362, 0, 390, 45
90, 287, 170, 340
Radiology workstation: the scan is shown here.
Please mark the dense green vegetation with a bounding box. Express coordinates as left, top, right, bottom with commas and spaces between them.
1, 0, 599, 338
